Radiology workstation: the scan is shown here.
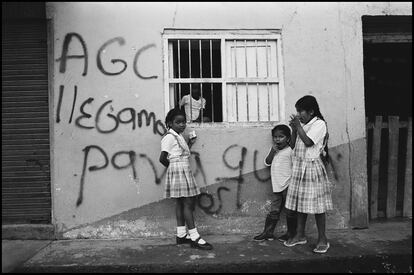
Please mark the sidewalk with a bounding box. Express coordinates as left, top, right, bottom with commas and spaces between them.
3, 218, 412, 273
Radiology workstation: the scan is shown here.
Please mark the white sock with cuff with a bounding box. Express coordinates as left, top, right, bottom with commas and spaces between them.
176, 226, 187, 238
188, 228, 206, 244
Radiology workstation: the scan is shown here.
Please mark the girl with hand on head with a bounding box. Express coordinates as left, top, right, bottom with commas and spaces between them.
284, 95, 332, 254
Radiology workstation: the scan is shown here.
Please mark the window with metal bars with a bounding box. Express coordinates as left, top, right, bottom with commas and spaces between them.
163, 30, 285, 124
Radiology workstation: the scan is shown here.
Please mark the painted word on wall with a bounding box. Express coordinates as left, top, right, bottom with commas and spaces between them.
56, 32, 158, 79
75, 143, 272, 216
56, 86, 167, 136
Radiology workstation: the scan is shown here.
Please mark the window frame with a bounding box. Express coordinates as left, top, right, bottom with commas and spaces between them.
162, 29, 286, 127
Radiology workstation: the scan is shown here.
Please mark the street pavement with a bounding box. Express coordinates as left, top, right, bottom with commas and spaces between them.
2, 218, 412, 273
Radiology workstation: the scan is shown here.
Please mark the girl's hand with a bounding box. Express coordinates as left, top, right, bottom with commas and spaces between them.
289, 114, 301, 130
271, 142, 279, 152
188, 136, 197, 146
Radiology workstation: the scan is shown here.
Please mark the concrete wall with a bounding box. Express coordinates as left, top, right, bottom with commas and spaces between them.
46, 2, 412, 238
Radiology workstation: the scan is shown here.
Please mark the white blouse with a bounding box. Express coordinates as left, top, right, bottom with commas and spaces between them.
160, 129, 189, 159
301, 117, 327, 159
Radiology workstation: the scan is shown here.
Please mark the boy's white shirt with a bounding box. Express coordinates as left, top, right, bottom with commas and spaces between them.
180, 95, 206, 122
300, 117, 327, 159
264, 146, 293, 193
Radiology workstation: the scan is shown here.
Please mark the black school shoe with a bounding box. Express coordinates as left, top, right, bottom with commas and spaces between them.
191, 237, 213, 250
176, 234, 192, 245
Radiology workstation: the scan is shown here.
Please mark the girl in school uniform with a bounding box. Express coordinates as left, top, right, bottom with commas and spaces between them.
159, 107, 213, 250
284, 95, 332, 254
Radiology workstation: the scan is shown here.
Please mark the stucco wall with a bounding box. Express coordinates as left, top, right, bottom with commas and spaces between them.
46, 2, 412, 238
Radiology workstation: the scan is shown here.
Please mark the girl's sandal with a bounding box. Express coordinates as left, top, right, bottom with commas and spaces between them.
283, 239, 307, 247
277, 233, 290, 242
313, 242, 330, 253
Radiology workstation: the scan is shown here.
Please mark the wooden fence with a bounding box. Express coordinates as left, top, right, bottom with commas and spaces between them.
366, 116, 412, 219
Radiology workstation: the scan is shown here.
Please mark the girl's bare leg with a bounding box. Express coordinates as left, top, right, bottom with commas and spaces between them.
285, 212, 307, 245
315, 213, 328, 246
183, 197, 196, 229
176, 198, 185, 226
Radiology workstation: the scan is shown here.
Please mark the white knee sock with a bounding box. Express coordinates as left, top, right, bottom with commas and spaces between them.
188, 228, 206, 244
176, 226, 187, 238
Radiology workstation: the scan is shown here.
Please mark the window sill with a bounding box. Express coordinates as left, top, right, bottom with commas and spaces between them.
186, 121, 278, 129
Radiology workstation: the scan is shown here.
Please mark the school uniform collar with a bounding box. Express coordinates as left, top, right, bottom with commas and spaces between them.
302, 116, 318, 127
168, 128, 180, 136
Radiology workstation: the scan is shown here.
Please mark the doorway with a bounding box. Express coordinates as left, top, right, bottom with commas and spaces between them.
362, 16, 412, 220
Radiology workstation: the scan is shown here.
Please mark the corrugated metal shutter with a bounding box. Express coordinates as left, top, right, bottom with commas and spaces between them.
2, 19, 51, 224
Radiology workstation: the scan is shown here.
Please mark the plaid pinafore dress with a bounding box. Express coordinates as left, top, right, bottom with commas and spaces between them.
285, 120, 333, 214
163, 132, 200, 198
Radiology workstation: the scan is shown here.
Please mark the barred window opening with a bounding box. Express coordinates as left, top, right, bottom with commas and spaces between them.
164, 31, 284, 125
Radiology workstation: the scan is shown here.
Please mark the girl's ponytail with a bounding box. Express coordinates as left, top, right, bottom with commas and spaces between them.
295, 95, 330, 165
315, 106, 330, 165
314, 109, 325, 122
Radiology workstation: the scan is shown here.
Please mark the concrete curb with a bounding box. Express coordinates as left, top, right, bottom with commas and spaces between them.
4, 219, 412, 273
2, 225, 55, 240
13, 253, 413, 273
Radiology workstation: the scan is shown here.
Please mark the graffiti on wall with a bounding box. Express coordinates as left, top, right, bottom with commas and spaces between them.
55, 85, 167, 136
54, 32, 277, 214
76, 145, 139, 207
74, 140, 272, 215
54, 32, 168, 207
55, 33, 165, 134
56, 32, 336, 216
56, 33, 157, 79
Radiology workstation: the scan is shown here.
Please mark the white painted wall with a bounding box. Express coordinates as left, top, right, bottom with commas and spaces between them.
47, 2, 412, 234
